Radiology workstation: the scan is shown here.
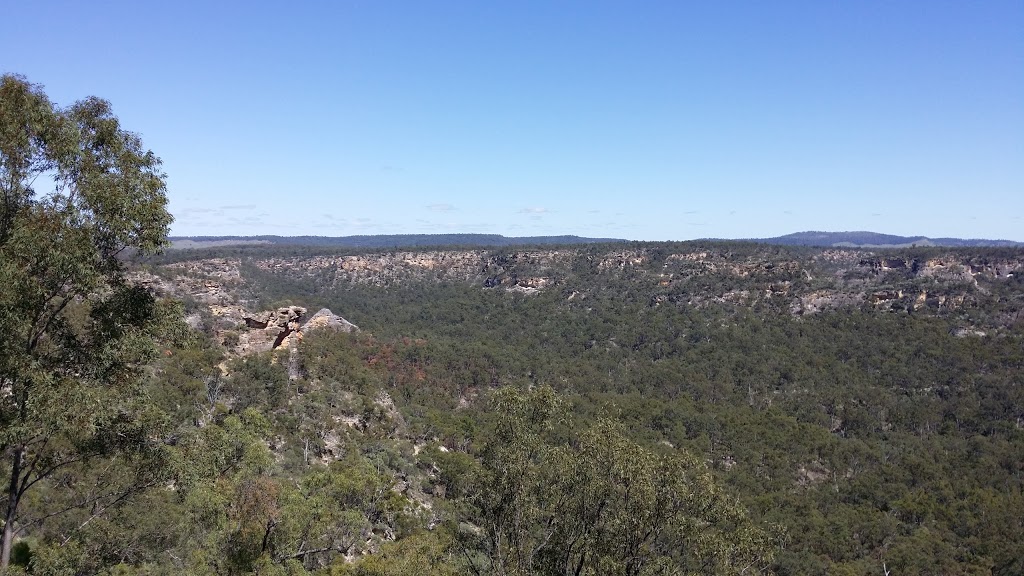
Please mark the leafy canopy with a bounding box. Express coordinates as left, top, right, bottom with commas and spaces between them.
0, 74, 174, 569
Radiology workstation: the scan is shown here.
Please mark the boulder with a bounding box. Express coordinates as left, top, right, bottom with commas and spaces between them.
235, 306, 307, 354
301, 308, 359, 333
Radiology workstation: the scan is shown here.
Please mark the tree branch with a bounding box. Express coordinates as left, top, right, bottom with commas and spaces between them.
59, 478, 157, 545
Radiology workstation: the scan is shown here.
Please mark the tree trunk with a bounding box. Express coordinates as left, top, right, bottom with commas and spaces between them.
1, 445, 24, 570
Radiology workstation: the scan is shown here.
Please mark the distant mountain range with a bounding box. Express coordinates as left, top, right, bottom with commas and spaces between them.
167, 234, 624, 250
748, 231, 1023, 248
167, 231, 1022, 250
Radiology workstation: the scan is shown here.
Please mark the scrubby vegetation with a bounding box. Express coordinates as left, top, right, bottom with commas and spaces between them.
5, 238, 1024, 574
16, 240, 1024, 574
227, 248, 1024, 575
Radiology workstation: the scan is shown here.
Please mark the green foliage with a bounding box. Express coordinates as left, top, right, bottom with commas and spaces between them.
224, 353, 291, 411
336, 530, 461, 576
6, 189, 1024, 573
0, 74, 175, 569
227, 246, 1024, 574
459, 387, 781, 575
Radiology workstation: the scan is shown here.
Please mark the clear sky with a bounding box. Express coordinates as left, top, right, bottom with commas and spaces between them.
3, 1, 1022, 241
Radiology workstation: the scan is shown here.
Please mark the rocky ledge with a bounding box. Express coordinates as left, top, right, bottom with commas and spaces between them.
232, 306, 359, 356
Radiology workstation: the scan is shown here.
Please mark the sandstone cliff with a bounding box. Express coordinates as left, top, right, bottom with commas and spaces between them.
140, 244, 1024, 337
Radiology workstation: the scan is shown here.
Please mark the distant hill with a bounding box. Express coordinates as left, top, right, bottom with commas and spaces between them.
167, 234, 626, 250
749, 231, 1023, 248
168, 231, 1022, 251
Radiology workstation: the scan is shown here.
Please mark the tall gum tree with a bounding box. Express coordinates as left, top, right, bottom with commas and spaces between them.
470, 386, 783, 575
0, 74, 174, 569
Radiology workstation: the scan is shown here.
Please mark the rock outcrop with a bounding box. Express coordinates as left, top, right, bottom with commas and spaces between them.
302, 308, 359, 333
130, 262, 362, 357
277, 308, 359, 349
141, 244, 1024, 337
236, 306, 359, 354
234, 306, 307, 355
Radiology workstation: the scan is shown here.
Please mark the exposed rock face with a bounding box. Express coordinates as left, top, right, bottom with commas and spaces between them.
252, 250, 573, 288
160, 258, 245, 306
235, 306, 307, 355
278, 309, 359, 349
240, 306, 361, 355
506, 276, 552, 294
790, 290, 865, 315
855, 255, 1022, 284
130, 262, 363, 357
144, 244, 1024, 336
599, 250, 649, 271
869, 290, 903, 304
302, 308, 359, 333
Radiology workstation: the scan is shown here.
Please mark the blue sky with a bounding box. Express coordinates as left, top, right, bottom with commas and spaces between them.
3, 1, 1022, 240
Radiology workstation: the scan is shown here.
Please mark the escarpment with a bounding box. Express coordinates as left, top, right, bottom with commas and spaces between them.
138, 244, 1024, 341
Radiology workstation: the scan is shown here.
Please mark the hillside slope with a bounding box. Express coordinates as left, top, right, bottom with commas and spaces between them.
123, 241, 1024, 575
751, 230, 1023, 247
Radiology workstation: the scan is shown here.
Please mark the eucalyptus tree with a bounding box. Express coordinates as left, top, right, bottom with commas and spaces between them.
0, 74, 174, 569
469, 387, 782, 576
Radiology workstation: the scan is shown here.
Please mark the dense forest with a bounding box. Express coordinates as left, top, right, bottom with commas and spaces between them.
7, 235, 1024, 574
17, 239, 1004, 575
0, 73, 760, 576
226, 242, 1023, 575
